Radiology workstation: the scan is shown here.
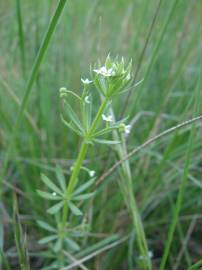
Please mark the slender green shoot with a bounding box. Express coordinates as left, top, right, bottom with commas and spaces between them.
16, 0, 26, 77
160, 63, 201, 270
0, 0, 67, 196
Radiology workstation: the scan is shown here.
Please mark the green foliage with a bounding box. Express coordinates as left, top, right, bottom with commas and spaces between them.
13, 194, 30, 270
0, 0, 202, 269
35, 57, 133, 267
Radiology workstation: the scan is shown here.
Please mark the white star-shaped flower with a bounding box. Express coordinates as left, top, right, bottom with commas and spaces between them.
93, 66, 115, 77
102, 114, 113, 122
81, 78, 92, 85
84, 96, 90, 104
52, 192, 57, 196
89, 170, 95, 177
126, 73, 131, 80
124, 124, 131, 134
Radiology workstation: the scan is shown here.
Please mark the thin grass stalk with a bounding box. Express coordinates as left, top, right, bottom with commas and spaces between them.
128, 0, 180, 113
159, 122, 197, 270
188, 260, 202, 270
167, 194, 192, 267
16, 0, 26, 78
13, 193, 30, 270
121, 0, 163, 117
0, 75, 41, 138
60, 236, 128, 270
173, 216, 196, 269
159, 63, 201, 269
0, 0, 67, 196
97, 115, 202, 185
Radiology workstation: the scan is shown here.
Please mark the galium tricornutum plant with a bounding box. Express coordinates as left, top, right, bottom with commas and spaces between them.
37, 56, 143, 267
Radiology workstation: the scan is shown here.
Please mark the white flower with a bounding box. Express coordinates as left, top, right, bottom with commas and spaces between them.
119, 123, 131, 135
89, 170, 95, 177
102, 114, 113, 122
93, 66, 115, 77
52, 192, 57, 196
84, 96, 90, 104
124, 124, 131, 134
148, 251, 153, 259
126, 73, 131, 80
139, 250, 153, 260
81, 78, 92, 85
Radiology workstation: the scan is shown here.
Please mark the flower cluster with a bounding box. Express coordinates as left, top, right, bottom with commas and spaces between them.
94, 66, 115, 77
92, 55, 132, 97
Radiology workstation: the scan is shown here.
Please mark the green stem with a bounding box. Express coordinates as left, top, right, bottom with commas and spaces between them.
62, 142, 88, 227
119, 134, 151, 270
61, 96, 109, 230
90, 97, 109, 134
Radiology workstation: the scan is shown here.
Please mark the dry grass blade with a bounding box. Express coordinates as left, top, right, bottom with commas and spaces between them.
96, 115, 202, 185
60, 236, 128, 270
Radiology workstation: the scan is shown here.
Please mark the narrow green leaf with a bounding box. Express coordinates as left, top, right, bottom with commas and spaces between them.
73, 192, 95, 201
37, 190, 61, 200
93, 117, 128, 136
0, 250, 12, 270
77, 234, 120, 258
41, 261, 61, 270
37, 221, 56, 233
65, 237, 80, 251
53, 238, 62, 252
0, 0, 67, 194
0, 212, 3, 250
41, 174, 63, 195
188, 259, 202, 270
16, 0, 26, 77
61, 115, 83, 136
38, 235, 58, 245
13, 194, 30, 270
73, 177, 96, 196
93, 127, 117, 137
69, 202, 83, 216
60, 89, 81, 101
55, 165, 66, 191
47, 201, 64, 215
63, 101, 84, 132
93, 138, 120, 145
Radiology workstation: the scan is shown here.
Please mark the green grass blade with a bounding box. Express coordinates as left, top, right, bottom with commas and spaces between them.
188, 260, 202, 270
130, 0, 180, 112
0, 0, 67, 196
0, 250, 12, 270
13, 194, 30, 270
160, 62, 202, 270
16, 0, 26, 77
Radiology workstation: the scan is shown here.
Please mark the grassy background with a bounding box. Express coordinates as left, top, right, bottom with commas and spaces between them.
0, 0, 202, 269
